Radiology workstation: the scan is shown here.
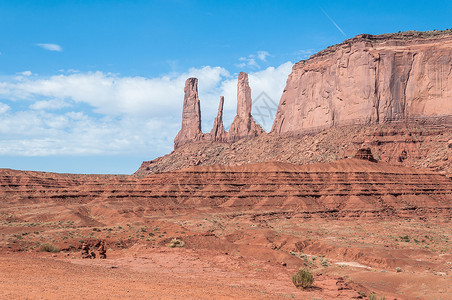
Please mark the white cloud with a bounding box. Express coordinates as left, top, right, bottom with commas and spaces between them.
21, 71, 32, 76
0, 67, 229, 117
30, 99, 72, 110
36, 43, 63, 52
237, 51, 271, 69
257, 51, 270, 61
0, 102, 10, 114
0, 62, 292, 157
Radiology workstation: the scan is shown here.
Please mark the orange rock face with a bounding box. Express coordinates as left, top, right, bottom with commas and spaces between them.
227, 72, 264, 141
207, 96, 227, 142
174, 78, 204, 149
272, 32, 452, 135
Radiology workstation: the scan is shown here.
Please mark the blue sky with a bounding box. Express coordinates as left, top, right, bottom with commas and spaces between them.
0, 0, 451, 174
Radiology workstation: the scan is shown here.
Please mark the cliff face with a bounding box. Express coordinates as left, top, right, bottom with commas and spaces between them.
272, 32, 452, 135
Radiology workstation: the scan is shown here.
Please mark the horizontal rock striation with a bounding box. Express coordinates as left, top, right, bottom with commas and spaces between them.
1, 159, 451, 221
272, 32, 452, 135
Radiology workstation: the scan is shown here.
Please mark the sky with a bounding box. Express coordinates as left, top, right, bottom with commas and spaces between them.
1, 0, 451, 174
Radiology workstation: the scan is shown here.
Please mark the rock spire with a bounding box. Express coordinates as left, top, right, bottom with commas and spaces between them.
227, 72, 264, 141
174, 78, 203, 149
174, 72, 264, 149
209, 96, 226, 141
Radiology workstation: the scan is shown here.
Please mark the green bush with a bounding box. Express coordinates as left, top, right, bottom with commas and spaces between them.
292, 269, 314, 290
40, 243, 60, 253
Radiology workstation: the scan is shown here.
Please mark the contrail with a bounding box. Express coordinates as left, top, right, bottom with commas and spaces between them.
320, 8, 347, 37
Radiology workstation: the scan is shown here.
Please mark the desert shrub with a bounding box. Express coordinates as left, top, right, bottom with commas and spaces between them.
368, 293, 386, 300
292, 269, 314, 290
40, 243, 60, 253
168, 238, 185, 248
396, 267, 402, 273
399, 235, 410, 242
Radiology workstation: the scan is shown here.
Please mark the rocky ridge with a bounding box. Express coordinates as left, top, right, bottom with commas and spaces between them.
136, 121, 452, 177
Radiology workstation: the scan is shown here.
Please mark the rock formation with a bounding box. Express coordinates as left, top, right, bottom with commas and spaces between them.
155, 31, 452, 175
354, 148, 377, 162
228, 72, 264, 141
208, 96, 227, 142
174, 72, 263, 148
272, 31, 452, 135
174, 78, 203, 149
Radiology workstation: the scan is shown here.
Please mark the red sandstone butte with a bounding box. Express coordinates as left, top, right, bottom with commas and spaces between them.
272, 32, 452, 135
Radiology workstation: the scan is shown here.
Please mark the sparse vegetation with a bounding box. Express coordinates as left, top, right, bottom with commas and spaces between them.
292, 269, 314, 290
399, 235, 410, 242
40, 243, 59, 253
368, 293, 386, 300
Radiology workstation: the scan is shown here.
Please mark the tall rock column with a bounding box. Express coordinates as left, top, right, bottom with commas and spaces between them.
174, 78, 203, 148
228, 72, 264, 141
209, 96, 227, 141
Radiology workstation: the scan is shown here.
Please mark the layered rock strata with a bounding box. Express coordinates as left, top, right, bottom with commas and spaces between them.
272, 32, 452, 135
2, 159, 451, 221
174, 73, 263, 149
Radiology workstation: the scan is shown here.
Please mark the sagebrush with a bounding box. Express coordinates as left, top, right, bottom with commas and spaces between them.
292, 269, 314, 290
40, 243, 60, 253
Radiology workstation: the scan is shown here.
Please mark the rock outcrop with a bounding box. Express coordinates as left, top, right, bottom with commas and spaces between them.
208, 96, 227, 142
228, 72, 264, 141
272, 31, 452, 135
174, 78, 203, 148
174, 72, 263, 148
354, 148, 377, 162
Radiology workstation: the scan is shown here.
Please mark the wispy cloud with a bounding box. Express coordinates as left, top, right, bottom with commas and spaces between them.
36, 43, 63, 52
320, 8, 347, 38
257, 51, 270, 61
295, 49, 316, 59
0, 103, 10, 114
237, 51, 270, 69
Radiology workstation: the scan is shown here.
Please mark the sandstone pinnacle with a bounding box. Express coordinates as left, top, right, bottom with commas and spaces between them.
209, 96, 226, 141
174, 78, 203, 148
228, 72, 264, 141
